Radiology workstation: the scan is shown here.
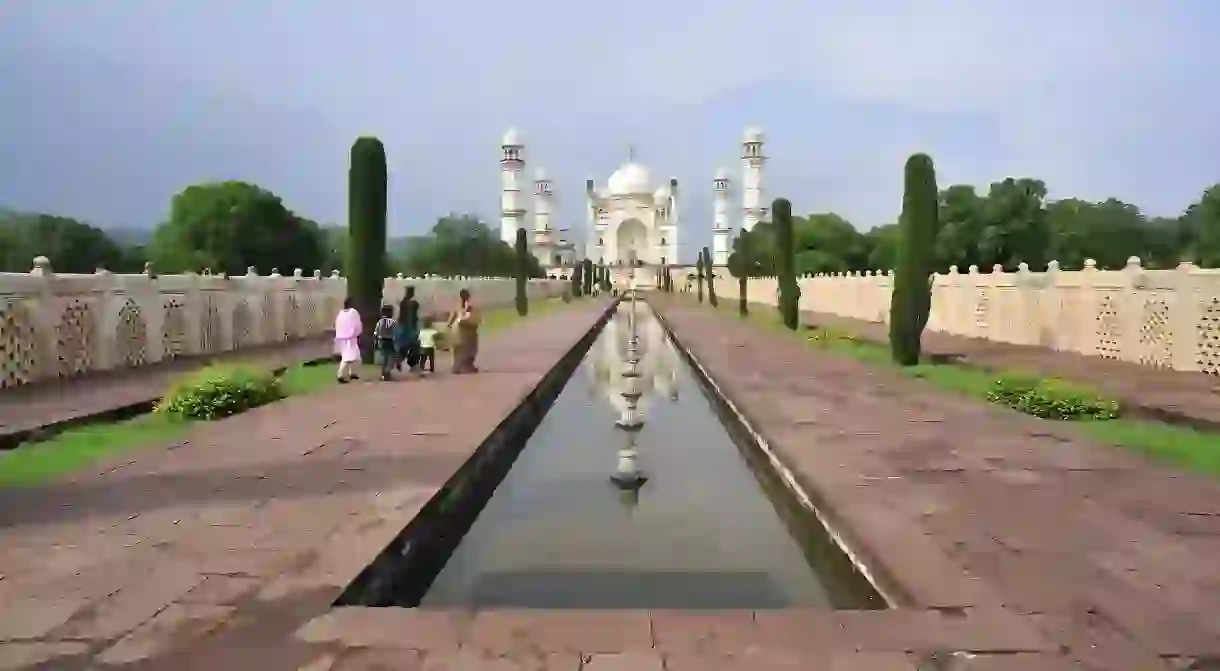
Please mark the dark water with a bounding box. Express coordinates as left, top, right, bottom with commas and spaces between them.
421, 299, 881, 609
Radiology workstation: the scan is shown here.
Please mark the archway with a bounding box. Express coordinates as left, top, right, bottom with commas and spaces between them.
615, 219, 648, 265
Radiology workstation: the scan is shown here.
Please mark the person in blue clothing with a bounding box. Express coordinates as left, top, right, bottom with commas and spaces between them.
395, 286, 421, 371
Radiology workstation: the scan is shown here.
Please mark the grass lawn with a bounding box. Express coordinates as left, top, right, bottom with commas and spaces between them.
0, 296, 578, 487
686, 294, 1220, 479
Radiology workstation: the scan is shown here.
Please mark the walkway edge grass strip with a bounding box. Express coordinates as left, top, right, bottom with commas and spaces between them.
691, 297, 1220, 479
0, 297, 578, 487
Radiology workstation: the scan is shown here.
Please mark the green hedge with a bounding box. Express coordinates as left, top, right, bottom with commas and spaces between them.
985, 374, 1120, 421
156, 364, 284, 421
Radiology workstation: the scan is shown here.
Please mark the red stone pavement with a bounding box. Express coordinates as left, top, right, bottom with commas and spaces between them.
5, 295, 1219, 670
0, 338, 337, 446
0, 303, 614, 670
653, 297, 1220, 670
800, 309, 1220, 430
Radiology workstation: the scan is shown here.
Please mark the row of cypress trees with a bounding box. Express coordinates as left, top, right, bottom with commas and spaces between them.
701, 153, 938, 366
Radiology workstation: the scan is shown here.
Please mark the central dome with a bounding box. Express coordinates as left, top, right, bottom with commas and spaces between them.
607, 163, 652, 196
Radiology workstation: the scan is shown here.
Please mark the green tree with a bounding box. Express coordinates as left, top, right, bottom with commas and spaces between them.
396, 216, 541, 278
348, 137, 389, 363
149, 181, 324, 275
0, 212, 128, 273
774, 198, 799, 330
889, 154, 940, 366
703, 246, 717, 307
583, 259, 594, 296
1182, 184, 1220, 267
514, 228, 529, 316
572, 260, 583, 297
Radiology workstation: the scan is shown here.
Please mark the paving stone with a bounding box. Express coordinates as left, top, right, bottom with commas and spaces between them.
418, 649, 583, 670
0, 641, 90, 670
649, 610, 757, 654
467, 611, 653, 655
582, 652, 664, 671
60, 563, 204, 640
95, 602, 233, 665
655, 298, 1220, 664
296, 607, 468, 650
180, 575, 262, 605
0, 596, 88, 640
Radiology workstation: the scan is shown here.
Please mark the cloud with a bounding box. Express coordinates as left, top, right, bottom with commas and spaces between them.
1, 0, 1217, 258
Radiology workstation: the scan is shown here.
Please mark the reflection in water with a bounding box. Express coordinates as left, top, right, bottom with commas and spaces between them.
421, 299, 856, 609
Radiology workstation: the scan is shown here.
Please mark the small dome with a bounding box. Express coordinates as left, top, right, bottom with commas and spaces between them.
607, 162, 652, 196
653, 183, 671, 202
502, 127, 522, 146
743, 126, 763, 143
534, 167, 548, 181
714, 168, 730, 180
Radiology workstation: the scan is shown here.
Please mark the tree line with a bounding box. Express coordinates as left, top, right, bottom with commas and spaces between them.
0, 184, 541, 278
728, 179, 1220, 277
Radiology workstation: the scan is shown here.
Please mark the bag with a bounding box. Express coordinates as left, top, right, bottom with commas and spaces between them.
373, 317, 394, 339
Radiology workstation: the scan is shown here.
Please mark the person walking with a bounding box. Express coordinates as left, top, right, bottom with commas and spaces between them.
396, 286, 421, 371
373, 305, 398, 381
333, 298, 362, 383
447, 288, 480, 374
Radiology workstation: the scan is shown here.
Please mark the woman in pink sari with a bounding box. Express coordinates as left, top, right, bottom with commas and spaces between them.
333, 298, 363, 383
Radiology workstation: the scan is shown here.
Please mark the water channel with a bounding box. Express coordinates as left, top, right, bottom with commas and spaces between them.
417, 298, 882, 610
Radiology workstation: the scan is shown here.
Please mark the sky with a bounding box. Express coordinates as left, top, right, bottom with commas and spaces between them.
2, 0, 1219, 262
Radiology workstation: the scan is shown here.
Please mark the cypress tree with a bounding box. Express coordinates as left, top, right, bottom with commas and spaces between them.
889, 153, 940, 366
514, 228, 529, 316
572, 262, 583, 298
774, 198, 799, 330
696, 254, 704, 303
347, 136, 389, 363
738, 233, 750, 316
703, 247, 718, 307
583, 259, 594, 296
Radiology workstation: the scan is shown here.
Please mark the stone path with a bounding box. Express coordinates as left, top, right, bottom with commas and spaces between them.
0, 303, 608, 670
0, 339, 337, 447
656, 298, 1220, 670
801, 309, 1220, 430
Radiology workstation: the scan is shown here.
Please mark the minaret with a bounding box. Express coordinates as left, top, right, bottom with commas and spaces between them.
533, 168, 555, 252
741, 127, 767, 232
586, 178, 602, 262
712, 169, 731, 266
500, 128, 527, 245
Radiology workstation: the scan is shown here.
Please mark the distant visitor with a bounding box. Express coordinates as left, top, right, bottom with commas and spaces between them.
448, 288, 480, 374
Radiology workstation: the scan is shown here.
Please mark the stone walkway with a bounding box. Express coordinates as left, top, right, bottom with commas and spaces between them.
657, 298, 1220, 670
0, 303, 608, 670
801, 309, 1220, 430
0, 339, 337, 447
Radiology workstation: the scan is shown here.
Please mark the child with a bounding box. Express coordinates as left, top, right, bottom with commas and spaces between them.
417, 316, 439, 374
373, 305, 397, 381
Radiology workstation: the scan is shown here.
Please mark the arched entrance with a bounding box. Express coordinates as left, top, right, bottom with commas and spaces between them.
616, 219, 648, 265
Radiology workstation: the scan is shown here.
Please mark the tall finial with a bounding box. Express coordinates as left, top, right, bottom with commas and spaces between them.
627, 143, 636, 162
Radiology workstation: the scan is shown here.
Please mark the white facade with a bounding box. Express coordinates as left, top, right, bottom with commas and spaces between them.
712, 168, 732, 266
497, 127, 768, 271
741, 126, 767, 232
585, 156, 679, 267
499, 128, 527, 245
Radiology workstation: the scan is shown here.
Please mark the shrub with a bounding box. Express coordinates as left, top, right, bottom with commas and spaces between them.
156, 365, 284, 420
985, 374, 1120, 421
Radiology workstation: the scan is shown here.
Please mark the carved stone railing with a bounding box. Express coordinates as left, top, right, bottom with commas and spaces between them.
0, 259, 565, 390
690, 258, 1220, 375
